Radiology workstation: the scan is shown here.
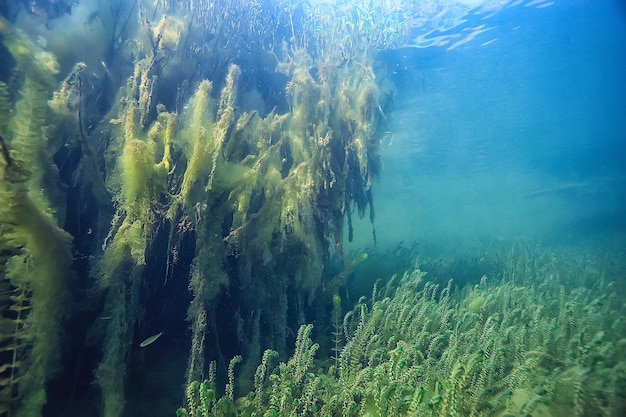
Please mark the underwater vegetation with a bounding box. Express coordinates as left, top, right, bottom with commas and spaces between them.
179, 242, 626, 417
0, 1, 403, 416
0, 1, 624, 417
0, 15, 75, 417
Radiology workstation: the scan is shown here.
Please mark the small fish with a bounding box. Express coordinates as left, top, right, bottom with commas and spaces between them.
140, 332, 163, 348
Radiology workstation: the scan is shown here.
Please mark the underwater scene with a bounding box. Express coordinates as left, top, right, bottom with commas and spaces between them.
0, 0, 625, 416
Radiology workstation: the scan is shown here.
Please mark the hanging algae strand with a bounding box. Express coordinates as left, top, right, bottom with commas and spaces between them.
95, 49, 244, 415
0, 16, 75, 417
95, 51, 177, 417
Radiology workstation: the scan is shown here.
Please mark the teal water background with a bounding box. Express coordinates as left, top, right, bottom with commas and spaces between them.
349, 0, 626, 251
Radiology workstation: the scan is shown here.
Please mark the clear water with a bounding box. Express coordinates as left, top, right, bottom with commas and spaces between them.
348, 0, 626, 250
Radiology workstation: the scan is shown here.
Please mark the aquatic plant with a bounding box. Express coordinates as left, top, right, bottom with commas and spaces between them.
0, 16, 75, 417
73, 0, 399, 412
180, 243, 626, 417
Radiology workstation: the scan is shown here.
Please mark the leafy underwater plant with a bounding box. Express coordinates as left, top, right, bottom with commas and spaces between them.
179, 243, 626, 417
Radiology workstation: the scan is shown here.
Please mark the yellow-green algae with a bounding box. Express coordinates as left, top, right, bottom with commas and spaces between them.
0, 16, 74, 417
40, 2, 391, 415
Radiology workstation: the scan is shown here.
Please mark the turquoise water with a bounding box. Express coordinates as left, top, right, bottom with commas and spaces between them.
350, 0, 626, 249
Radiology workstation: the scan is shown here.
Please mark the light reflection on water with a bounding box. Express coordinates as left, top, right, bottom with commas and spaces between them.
404, 0, 556, 49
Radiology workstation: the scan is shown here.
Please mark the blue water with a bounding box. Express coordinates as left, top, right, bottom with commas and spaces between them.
349, 0, 626, 251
